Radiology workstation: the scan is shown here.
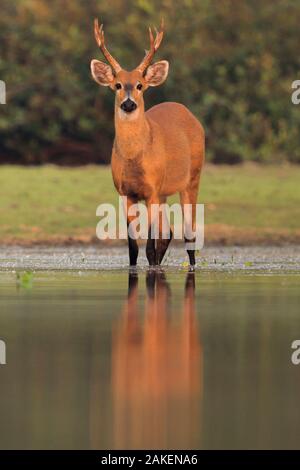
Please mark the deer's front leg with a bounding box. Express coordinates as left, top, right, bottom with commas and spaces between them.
145, 196, 158, 266
123, 196, 139, 266
155, 196, 173, 265
145, 195, 173, 266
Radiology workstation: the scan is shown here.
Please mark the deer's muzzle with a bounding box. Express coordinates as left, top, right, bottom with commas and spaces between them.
121, 98, 137, 113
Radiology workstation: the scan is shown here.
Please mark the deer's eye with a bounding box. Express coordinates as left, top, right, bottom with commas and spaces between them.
136, 83, 143, 90
115, 83, 122, 90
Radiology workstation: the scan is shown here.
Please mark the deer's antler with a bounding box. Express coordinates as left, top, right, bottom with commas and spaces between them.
94, 18, 122, 74
136, 19, 164, 73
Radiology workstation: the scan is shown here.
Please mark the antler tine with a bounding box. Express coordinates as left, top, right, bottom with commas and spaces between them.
136, 18, 165, 73
154, 18, 164, 49
149, 26, 155, 49
94, 18, 122, 73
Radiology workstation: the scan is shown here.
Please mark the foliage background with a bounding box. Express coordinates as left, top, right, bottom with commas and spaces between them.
0, 0, 300, 165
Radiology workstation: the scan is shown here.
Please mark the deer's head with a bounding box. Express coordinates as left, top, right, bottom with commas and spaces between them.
90, 19, 169, 118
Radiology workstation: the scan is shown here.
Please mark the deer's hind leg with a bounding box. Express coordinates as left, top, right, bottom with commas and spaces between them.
146, 195, 172, 266
124, 196, 139, 266
155, 196, 173, 265
146, 196, 158, 266
180, 171, 201, 268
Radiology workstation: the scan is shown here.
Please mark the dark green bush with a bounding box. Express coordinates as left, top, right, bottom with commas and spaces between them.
0, 0, 299, 164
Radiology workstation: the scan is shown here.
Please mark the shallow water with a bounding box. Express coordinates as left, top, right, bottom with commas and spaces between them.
1, 245, 300, 272
0, 268, 300, 449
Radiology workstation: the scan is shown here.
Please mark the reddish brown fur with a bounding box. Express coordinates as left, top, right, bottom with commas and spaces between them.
112, 100, 204, 200
91, 19, 205, 265
111, 272, 202, 448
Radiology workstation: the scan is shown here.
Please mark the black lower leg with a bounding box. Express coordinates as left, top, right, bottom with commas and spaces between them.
128, 234, 139, 266
185, 237, 196, 266
146, 226, 156, 266
156, 229, 173, 265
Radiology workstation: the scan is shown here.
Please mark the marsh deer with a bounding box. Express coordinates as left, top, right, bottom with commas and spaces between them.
91, 19, 205, 267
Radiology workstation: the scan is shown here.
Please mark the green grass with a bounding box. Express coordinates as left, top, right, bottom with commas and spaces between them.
202, 164, 300, 230
0, 163, 299, 243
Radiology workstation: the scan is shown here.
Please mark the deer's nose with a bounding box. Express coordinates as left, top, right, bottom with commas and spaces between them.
121, 98, 137, 113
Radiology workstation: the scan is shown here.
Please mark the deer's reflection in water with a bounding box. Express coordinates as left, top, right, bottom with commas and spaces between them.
112, 270, 203, 449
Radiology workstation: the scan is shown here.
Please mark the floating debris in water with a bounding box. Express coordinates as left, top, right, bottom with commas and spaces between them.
16, 271, 33, 289
244, 261, 253, 267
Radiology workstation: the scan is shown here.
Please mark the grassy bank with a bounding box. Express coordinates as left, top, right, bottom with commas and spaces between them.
0, 163, 299, 245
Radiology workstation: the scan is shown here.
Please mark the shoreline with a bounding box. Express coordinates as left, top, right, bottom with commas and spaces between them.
0, 245, 299, 272
1, 224, 299, 247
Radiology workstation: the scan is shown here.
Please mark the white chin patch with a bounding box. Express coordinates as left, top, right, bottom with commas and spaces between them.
118, 108, 139, 121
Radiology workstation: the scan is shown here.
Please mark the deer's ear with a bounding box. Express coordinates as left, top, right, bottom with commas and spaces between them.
144, 60, 169, 87
90, 59, 114, 86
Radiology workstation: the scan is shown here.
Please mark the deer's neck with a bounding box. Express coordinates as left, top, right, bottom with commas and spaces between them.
114, 102, 149, 160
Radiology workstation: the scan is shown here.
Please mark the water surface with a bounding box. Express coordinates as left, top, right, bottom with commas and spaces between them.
0, 269, 299, 449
